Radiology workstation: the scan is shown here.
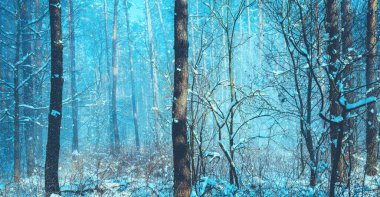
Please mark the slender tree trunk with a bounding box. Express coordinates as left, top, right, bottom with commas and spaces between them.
246, 0, 251, 71
0, 9, 4, 162
306, 70, 316, 186
365, 0, 378, 176
34, 0, 44, 164
68, 0, 79, 153
189, 16, 197, 183
125, 0, 140, 151
111, 0, 120, 154
144, 0, 161, 147
21, 0, 36, 177
221, 2, 227, 101
104, 0, 114, 152
154, 0, 172, 76
172, 0, 191, 195
13, 0, 22, 183
258, 0, 264, 67
238, 14, 243, 84
95, 60, 101, 150
45, 0, 64, 195
303, 0, 316, 186
225, 0, 239, 187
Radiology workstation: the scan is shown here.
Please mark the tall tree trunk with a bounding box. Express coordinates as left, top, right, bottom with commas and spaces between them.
125, 0, 140, 151
111, 0, 120, 154
258, 0, 264, 66
246, 0, 251, 71
189, 11, 197, 183
172, 0, 191, 196
154, 0, 172, 77
365, 0, 378, 176
340, 0, 354, 182
326, 0, 342, 195
225, 0, 239, 187
34, 0, 44, 164
104, 0, 114, 151
144, 0, 161, 147
45, 0, 63, 195
13, 0, 22, 183
68, 0, 79, 153
21, 0, 35, 177
0, 8, 4, 164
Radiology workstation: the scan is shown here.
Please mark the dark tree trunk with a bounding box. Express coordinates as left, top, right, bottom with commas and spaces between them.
172, 0, 191, 196
111, 0, 120, 155
13, 0, 22, 183
340, 0, 354, 182
68, 0, 79, 153
306, 69, 316, 187
45, 0, 64, 195
325, 0, 342, 196
21, 0, 36, 177
365, 0, 378, 176
125, 0, 140, 151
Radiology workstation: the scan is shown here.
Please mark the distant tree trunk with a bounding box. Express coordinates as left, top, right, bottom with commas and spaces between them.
34, 0, 44, 164
258, 0, 264, 66
103, 0, 114, 151
125, 0, 140, 151
172, 0, 191, 196
0, 9, 4, 154
111, 0, 120, 154
246, 0, 251, 63
21, 0, 36, 177
144, 0, 161, 147
326, 0, 342, 195
365, 0, 378, 176
154, 0, 172, 76
95, 56, 102, 150
68, 0, 79, 153
13, 0, 22, 183
45, 0, 63, 195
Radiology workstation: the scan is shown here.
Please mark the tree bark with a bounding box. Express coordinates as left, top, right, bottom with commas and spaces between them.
13, 0, 22, 183
258, 0, 264, 66
325, 0, 342, 195
154, 0, 172, 76
340, 0, 354, 182
103, 0, 114, 151
225, 0, 239, 187
172, 0, 191, 196
111, 0, 120, 155
365, 0, 378, 176
45, 0, 64, 195
125, 0, 140, 151
144, 0, 161, 147
68, 0, 79, 153
34, 0, 44, 164
21, 0, 36, 177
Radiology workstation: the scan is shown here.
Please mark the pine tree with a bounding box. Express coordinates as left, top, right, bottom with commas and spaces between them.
365, 0, 378, 176
172, 0, 191, 196
45, 0, 63, 195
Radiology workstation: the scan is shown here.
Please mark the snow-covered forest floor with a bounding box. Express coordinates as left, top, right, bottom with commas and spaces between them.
1, 146, 380, 196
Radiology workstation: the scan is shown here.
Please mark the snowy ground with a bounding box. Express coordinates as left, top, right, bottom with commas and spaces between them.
1, 147, 380, 196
